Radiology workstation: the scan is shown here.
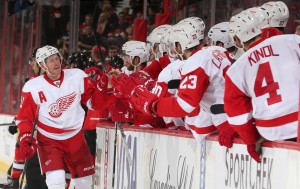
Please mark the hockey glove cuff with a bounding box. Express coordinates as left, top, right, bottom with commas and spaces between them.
19, 133, 37, 159
218, 123, 237, 148
130, 86, 159, 116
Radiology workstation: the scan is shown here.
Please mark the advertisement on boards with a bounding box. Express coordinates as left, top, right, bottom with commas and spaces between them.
95, 125, 203, 189
205, 140, 300, 189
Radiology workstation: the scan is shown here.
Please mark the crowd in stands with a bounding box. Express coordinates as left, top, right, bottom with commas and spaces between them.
49, 0, 162, 66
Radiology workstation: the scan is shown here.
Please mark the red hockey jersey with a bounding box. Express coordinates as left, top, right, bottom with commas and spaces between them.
225, 34, 300, 142
155, 46, 231, 127
17, 69, 102, 140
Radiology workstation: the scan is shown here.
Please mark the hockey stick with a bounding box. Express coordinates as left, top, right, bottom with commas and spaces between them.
91, 1, 106, 73
90, 117, 111, 121
117, 122, 132, 166
19, 105, 40, 189
0, 123, 15, 127
112, 122, 118, 188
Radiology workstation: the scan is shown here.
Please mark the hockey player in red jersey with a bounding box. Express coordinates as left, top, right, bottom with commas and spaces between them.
208, 21, 244, 62
225, 10, 300, 163
16, 45, 105, 189
150, 21, 220, 140
113, 17, 206, 99
112, 40, 166, 127
129, 19, 235, 147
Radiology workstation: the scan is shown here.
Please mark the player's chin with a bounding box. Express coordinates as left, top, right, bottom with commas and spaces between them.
53, 68, 61, 74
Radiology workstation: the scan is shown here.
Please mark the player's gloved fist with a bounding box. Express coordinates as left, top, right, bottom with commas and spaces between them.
8, 125, 18, 135
130, 86, 159, 116
109, 99, 134, 122
130, 70, 151, 84
18, 133, 37, 159
96, 74, 108, 93
112, 74, 142, 96
84, 67, 102, 76
247, 144, 261, 163
218, 124, 237, 148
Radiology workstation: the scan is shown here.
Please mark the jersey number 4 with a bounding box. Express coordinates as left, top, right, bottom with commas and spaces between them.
254, 62, 282, 105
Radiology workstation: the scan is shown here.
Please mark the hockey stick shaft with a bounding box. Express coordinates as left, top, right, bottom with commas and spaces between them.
112, 122, 118, 188
90, 117, 111, 121
91, 2, 106, 73
0, 123, 15, 127
117, 122, 132, 166
19, 105, 40, 189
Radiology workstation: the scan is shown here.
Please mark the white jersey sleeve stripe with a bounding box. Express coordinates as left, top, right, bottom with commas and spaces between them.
228, 112, 252, 125
176, 97, 195, 113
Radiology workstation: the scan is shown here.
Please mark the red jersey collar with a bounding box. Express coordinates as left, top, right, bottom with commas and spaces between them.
248, 37, 266, 49
191, 46, 202, 56
44, 70, 64, 88
261, 27, 283, 40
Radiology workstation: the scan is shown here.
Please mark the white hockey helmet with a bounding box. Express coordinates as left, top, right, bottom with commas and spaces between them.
270, 1, 289, 27
168, 22, 200, 51
247, 7, 270, 29
261, 1, 289, 27
208, 22, 234, 49
36, 45, 62, 66
147, 24, 171, 46
229, 10, 261, 43
179, 17, 205, 40
122, 40, 150, 63
158, 26, 172, 56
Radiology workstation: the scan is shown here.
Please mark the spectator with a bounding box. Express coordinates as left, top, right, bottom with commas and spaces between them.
41, 1, 69, 46
125, 25, 133, 41
91, 45, 106, 68
96, 12, 110, 37
78, 25, 96, 51
147, 6, 156, 25
116, 12, 130, 32
102, 2, 119, 32
122, 7, 130, 16
57, 21, 71, 46
107, 45, 120, 58
80, 14, 93, 33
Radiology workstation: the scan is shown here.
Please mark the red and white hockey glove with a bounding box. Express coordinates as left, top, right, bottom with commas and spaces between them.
19, 133, 37, 159
218, 123, 237, 148
130, 70, 151, 84
112, 74, 143, 96
96, 74, 109, 93
109, 99, 134, 122
247, 144, 261, 163
130, 86, 159, 116
84, 67, 102, 77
